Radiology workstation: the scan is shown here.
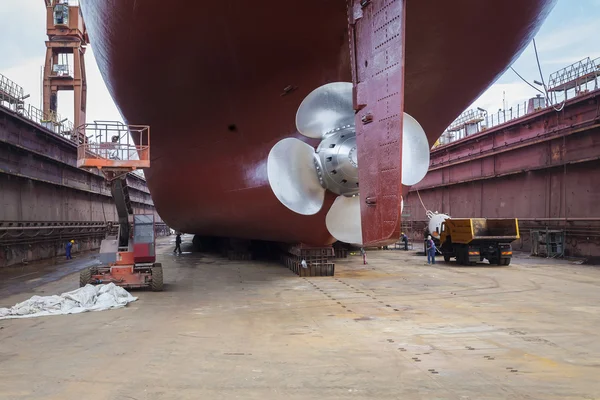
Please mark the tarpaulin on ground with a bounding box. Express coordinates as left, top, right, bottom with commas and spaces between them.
0, 283, 137, 320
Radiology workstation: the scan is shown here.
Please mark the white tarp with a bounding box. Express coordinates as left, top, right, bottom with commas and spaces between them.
0, 283, 137, 320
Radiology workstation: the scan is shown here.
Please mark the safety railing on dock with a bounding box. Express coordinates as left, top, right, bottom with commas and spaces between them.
437, 56, 600, 147
438, 100, 542, 145
0, 72, 74, 137
0, 73, 25, 103
548, 57, 600, 94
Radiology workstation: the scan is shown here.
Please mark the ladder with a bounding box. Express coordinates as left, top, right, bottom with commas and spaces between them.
399, 203, 413, 249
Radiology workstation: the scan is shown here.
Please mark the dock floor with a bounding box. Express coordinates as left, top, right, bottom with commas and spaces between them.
1, 236, 599, 399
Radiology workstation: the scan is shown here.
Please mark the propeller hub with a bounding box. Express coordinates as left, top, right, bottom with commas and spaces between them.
269, 80, 431, 245
313, 125, 359, 197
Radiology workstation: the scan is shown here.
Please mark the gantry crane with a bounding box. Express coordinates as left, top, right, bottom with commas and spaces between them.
43, 0, 89, 136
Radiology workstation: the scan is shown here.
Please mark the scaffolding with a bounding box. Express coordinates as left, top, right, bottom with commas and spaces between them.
398, 203, 413, 250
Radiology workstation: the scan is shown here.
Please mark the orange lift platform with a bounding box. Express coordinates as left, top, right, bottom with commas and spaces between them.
76, 122, 163, 291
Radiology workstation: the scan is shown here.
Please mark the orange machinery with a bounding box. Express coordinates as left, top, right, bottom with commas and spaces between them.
76, 122, 163, 291
43, 0, 89, 133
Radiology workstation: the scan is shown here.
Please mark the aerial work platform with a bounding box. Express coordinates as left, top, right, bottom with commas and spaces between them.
76, 121, 150, 180
76, 121, 161, 291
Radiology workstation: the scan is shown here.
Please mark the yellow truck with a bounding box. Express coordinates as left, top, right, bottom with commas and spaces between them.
438, 218, 520, 265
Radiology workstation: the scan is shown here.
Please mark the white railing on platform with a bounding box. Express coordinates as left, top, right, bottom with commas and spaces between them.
436, 56, 600, 148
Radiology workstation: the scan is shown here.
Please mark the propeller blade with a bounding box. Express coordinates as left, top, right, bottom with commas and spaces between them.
325, 195, 363, 245
296, 82, 354, 139
402, 113, 431, 186
267, 137, 325, 215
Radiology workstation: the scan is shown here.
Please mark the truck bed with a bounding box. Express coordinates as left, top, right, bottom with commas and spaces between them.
445, 218, 520, 244
472, 218, 519, 238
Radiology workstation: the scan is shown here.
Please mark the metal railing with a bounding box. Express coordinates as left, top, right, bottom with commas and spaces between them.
548, 57, 600, 91
0, 73, 25, 101
547, 56, 600, 105
437, 56, 600, 147
1, 72, 145, 179
437, 100, 545, 146
76, 121, 150, 176
0, 72, 74, 137
446, 108, 486, 132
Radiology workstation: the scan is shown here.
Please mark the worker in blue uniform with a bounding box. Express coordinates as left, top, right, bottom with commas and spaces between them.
66, 240, 74, 260
426, 235, 436, 265
401, 232, 408, 250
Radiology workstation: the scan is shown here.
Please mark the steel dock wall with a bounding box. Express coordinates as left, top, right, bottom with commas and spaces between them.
0, 106, 167, 267
407, 90, 600, 258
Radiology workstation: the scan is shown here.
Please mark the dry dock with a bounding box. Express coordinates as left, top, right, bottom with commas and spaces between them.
1, 236, 599, 399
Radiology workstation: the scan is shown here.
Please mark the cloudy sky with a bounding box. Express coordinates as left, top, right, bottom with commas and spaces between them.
472, 0, 600, 116
1, 0, 599, 127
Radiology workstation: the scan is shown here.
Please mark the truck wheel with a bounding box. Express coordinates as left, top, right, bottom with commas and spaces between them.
443, 255, 450, 262
502, 258, 511, 266
79, 268, 92, 287
151, 263, 164, 292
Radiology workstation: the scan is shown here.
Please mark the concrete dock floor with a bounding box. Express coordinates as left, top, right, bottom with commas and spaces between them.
1, 236, 599, 399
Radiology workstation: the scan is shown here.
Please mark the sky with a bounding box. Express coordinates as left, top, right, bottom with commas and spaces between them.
1, 0, 600, 127
470, 0, 600, 116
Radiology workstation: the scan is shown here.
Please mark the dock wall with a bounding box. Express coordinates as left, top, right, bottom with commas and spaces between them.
0, 106, 168, 267
406, 90, 600, 258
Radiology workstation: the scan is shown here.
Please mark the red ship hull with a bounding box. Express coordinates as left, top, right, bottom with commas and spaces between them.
80, 0, 556, 245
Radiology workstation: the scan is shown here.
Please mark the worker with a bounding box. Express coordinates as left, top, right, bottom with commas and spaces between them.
174, 233, 182, 255
109, 135, 120, 160
426, 235, 436, 265
66, 240, 74, 260
401, 232, 408, 251
360, 247, 367, 265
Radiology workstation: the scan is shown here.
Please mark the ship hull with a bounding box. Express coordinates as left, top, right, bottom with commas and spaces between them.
80, 0, 556, 245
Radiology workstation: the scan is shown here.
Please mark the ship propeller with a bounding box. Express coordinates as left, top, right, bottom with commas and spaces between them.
266, 137, 325, 216
267, 82, 430, 245
295, 82, 355, 139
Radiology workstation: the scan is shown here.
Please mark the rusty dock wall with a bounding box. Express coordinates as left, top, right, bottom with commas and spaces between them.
407, 90, 600, 258
0, 105, 167, 267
